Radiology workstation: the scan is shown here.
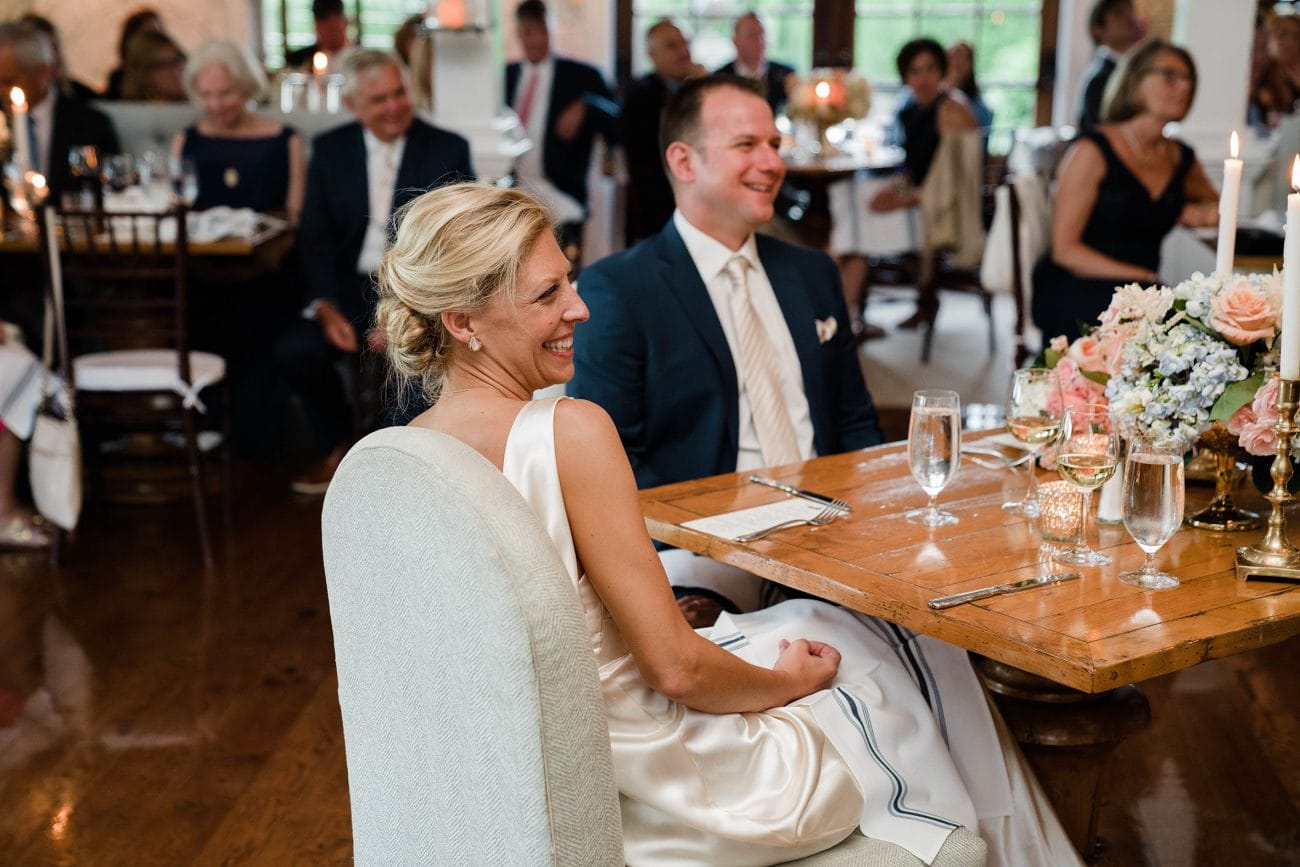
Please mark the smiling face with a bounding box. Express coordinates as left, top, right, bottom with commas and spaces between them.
195, 62, 248, 131
346, 61, 412, 143
670, 86, 785, 249
469, 232, 589, 395
647, 23, 693, 81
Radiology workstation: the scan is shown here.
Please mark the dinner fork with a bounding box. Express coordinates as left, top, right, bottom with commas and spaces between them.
734, 499, 849, 543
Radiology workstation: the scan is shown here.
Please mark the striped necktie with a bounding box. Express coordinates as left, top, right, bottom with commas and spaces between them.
724, 254, 802, 466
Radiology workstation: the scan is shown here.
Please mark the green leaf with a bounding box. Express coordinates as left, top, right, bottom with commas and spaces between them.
1080, 369, 1110, 386
1210, 372, 1266, 423
1043, 348, 1061, 369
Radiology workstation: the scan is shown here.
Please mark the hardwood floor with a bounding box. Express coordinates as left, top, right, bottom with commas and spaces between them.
1, 465, 1297, 865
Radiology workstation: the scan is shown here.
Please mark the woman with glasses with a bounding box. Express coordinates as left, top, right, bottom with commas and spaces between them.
1032, 39, 1218, 342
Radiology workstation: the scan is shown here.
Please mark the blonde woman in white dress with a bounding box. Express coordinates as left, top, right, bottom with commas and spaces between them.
374, 182, 1079, 867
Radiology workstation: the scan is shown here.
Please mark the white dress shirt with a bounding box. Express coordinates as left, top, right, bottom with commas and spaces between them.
673, 210, 815, 470
30, 89, 56, 176
513, 55, 554, 182
356, 128, 407, 276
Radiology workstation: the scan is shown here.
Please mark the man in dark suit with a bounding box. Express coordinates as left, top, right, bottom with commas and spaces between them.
571, 75, 880, 616
0, 21, 119, 342
505, 0, 618, 272
284, 0, 352, 70
1077, 0, 1143, 130
621, 19, 704, 247
713, 13, 795, 116
279, 50, 473, 494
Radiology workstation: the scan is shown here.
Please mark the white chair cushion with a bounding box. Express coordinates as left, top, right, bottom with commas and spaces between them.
73, 349, 225, 411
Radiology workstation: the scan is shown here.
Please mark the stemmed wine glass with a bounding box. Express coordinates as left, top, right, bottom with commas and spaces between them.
1003, 368, 1063, 516
906, 389, 961, 526
100, 153, 136, 193
1120, 436, 1186, 589
169, 155, 198, 206
1055, 403, 1120, 567
67, 145, 100, 207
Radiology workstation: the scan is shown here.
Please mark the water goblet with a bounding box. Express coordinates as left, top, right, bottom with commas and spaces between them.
169, 155, 198, 206
1003, 368, 1062, 517
101, 153, 136, 193
905, 389, 961, 526
1119, 436, 1186, 589
1053, 403, 1120, 567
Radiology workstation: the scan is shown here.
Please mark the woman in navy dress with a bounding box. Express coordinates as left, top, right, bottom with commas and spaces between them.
1032, 39, 1219, 343
172, 40, 307, 458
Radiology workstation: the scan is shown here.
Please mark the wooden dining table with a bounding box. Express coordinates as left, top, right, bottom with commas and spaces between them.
639, 434, 1300, 854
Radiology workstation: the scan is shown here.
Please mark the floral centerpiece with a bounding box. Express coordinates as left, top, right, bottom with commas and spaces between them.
786, 68, 870, 153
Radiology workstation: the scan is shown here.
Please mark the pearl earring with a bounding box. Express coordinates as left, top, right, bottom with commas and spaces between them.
468, 335, 482, 352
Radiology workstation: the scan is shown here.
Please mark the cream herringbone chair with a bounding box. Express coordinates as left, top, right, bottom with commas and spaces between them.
321, 426, 987, 866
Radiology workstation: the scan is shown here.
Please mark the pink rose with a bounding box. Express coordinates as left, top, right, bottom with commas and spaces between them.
1210, 286, 1278, 345
1067, 335, 1107, 374
1231, 377, 1281, 456
1096, 329, 1128, 377
1047, 358, 1106, 418
1049, 335, 1069, 354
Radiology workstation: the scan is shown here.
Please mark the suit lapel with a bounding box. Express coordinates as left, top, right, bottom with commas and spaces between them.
342, 125, 370, 224
758, 236, 826, 435
655, 224, 740, 435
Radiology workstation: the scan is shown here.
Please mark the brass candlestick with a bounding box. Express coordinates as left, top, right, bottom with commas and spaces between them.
1236, 376, 1300, 581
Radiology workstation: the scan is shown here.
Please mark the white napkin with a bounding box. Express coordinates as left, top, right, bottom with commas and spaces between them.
682, 498, 827, 541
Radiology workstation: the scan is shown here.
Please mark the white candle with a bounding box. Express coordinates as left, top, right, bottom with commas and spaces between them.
1281, 156, 1300, 380
1216, 131, 1243, 277
308, 52, 327, 112
9, 87, 31, 172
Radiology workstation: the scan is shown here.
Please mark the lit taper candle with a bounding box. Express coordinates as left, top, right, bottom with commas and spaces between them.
1215, 131, 1243, 277
1281, 156, 1300, 380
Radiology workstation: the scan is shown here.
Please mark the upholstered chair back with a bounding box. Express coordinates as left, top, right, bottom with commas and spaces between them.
321, 426, 623, 866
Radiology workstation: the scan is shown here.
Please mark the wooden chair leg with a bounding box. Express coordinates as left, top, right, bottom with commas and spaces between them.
181, 405, 214, 570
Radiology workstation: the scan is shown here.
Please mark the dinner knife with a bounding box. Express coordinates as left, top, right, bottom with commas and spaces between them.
747, 475, 851, 512
927, 572, 1081, 610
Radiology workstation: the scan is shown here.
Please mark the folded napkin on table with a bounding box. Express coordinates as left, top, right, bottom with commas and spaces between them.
100, 189, 259, 244
682, 499, 829, 541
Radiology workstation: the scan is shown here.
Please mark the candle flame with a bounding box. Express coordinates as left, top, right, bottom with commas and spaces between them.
9, 86, 25, 109
1292, 155, 1300, 191
31, 173, 45, 190
814, 81, 830, 100
1230, 130, 1239, 159
312, 52, 327, 74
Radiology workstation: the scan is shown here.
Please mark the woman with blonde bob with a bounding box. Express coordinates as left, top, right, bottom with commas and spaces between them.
1032, 38, 1218, 342
376, 182, 1078, 866
171, 39, 305, 220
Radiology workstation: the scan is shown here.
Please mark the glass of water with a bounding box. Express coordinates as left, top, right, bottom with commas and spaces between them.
1003, 368, 1062, 517
906, 389, 961, 526
1120, 436, 1186, 589
169, 155, 199, 206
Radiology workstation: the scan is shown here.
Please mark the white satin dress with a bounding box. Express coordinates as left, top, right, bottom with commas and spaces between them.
502, 398, 1080, 867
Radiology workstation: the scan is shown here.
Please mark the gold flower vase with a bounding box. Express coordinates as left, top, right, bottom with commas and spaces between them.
1186, 423, 1261, 531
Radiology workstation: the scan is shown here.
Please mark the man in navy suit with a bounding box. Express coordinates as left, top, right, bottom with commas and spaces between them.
1077, 0, 1142, 130
279, 49, 474, 494
571, 74, 880, 617
505, 0, 617, 271
713, 13, 795, 116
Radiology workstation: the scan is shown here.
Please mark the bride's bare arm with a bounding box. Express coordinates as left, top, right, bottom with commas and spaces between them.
554, 398, 840, 714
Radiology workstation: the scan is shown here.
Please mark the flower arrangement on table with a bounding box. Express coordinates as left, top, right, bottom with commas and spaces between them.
1042, 270, 1282, 455
786, 68, 871, 153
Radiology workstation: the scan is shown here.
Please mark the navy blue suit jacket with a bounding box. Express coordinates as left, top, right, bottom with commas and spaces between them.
569, 222, 882, 489
299, 118, 474, 322
505, 56, 618, 211
714, 60, 796, 115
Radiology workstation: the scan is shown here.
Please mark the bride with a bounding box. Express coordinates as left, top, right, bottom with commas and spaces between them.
374, 182, 1079, 867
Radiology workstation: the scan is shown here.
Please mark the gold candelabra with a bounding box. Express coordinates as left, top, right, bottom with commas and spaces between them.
1236, 376, 1300, 581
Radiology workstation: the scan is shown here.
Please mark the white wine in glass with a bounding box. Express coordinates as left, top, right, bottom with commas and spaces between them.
906, 390, 961, 526
1055, 404, 1119, 567
1120, 440, 1185, 589
1003, 368, 1062, 517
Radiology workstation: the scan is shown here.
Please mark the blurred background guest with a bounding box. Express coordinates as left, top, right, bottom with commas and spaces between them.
1250, 13, 1300, 129
18, 14, 96, 102
284, 0, 352, 71
1076, 0, 1144, 131
621, 18, 705, 247
945, 41, 992, 150
1034, 39, 1218, 343
102, 7, 163, 100
505, 0, 619, 272
120, 30, 188, 102
173, 39, 305, 220
714, 12, 794, 116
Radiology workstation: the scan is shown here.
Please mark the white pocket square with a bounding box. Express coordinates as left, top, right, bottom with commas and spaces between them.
815, 316, 838, 344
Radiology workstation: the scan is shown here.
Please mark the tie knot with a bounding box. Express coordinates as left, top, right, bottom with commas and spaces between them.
724, 255, 750, 292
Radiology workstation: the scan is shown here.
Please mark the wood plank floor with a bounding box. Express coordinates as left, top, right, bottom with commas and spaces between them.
1, 464, 1297, 865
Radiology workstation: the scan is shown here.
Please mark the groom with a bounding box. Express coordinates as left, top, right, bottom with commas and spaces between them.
570, 74, 881, 616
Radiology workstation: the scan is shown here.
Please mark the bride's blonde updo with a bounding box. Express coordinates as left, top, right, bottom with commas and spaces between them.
376, 183, 553, 403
